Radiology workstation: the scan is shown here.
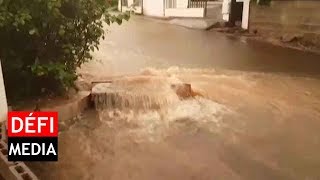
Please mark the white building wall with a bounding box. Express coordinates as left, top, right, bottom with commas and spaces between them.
237, 0, 250, 29
119, 0, 205, 18
0, 60, 8, 123
165, 8, 205, 17
222, 0, 231, 21
143, 0, 164, 17
176, 0, 188, 8
127, 0, 134, 6
118, 0, 121, 11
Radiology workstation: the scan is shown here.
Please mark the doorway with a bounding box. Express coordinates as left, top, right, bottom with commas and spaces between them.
229, 0, 243, 27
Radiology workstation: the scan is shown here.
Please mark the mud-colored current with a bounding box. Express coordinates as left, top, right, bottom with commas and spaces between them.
28, 16, 320, 180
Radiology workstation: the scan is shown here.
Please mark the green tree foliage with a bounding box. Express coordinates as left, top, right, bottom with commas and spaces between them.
0, 0, 129, 102
107, 0, 118, 7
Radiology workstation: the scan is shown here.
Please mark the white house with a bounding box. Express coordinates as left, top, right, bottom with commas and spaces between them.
119, 0, 251, 29
118, 0, 208, 18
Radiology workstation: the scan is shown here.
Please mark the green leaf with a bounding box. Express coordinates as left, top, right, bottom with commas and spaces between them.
105, 19, 110, 25
123, 13, 130, 21
29, 28, 36, 35
58, 29, 65, 36
37, 71, 45, 76
115, 18, 122, 25
63, 48, 70, 54
1, 0, 129, 101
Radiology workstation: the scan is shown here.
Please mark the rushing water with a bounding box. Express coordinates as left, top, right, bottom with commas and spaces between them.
28, 68, 320, 180
28, 71, 234, 180
91, 75, 182, 110
27, 16, 320, 180
91, 73, 230, 142
79, 15, 320, 81
98, 96, 228, 142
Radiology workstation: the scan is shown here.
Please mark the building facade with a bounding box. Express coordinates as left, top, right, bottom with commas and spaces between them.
118, 0, 207, 18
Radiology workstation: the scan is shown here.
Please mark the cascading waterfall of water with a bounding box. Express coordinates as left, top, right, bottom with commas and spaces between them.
91, 73, 229, 142
91, 75, 182, 110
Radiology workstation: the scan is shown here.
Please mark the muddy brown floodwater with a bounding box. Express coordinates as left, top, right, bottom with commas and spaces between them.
28, 16, 320, 180
78, 16, 320, 80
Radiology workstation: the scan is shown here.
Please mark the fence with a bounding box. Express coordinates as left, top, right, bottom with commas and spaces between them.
188, 0, 208, 8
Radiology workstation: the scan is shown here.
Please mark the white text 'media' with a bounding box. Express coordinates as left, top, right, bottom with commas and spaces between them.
9, 143, 57, 156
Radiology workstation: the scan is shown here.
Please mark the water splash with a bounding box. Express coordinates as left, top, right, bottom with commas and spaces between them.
92, 75, 182, 110
98, 96, 228, 142
91, 71, 230, 142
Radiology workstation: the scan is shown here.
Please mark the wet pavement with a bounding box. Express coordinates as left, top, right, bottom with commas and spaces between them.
29, 16, 320, 180
79, 15, 320, 80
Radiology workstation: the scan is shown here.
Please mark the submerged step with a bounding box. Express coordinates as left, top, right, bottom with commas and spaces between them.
90, 76, 197, 110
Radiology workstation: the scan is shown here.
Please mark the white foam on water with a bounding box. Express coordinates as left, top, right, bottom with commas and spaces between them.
165, 97, 226, 124
141, 66, 218, 77
99, 96, 228, 142
141, 66, 255, 88
93, 69, 231, 142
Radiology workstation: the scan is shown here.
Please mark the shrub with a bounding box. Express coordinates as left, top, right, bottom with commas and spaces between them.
0, 0, 129, 102
107, 0, 118, 7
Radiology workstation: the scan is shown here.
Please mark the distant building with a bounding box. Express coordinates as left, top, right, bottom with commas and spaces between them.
118, 0, 208, 18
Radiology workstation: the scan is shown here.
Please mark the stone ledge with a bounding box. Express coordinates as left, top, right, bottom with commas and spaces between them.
41, 91, 91, 122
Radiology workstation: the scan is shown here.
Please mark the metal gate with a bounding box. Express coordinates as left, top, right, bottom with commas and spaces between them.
188, 0, 208, 8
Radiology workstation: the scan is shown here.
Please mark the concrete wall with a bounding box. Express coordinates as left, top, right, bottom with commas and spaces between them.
165, 8, 205, 17
143, 0, 164, 17
176, 0, 188, 8
0, 61, 7, 123
249, 1, 320, 40
239, 0, 250, 29
222, 0, 231, 21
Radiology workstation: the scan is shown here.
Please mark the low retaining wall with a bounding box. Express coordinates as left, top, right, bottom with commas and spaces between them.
42, 91, 91, 122
0, 91, 91, 179
165, 8, 205, 18
1, 127, 38, 180
249, 0, 320, 47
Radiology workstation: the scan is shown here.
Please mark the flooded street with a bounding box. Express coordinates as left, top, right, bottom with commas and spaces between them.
29, 16, 320, 180
79, 16, 320, 79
